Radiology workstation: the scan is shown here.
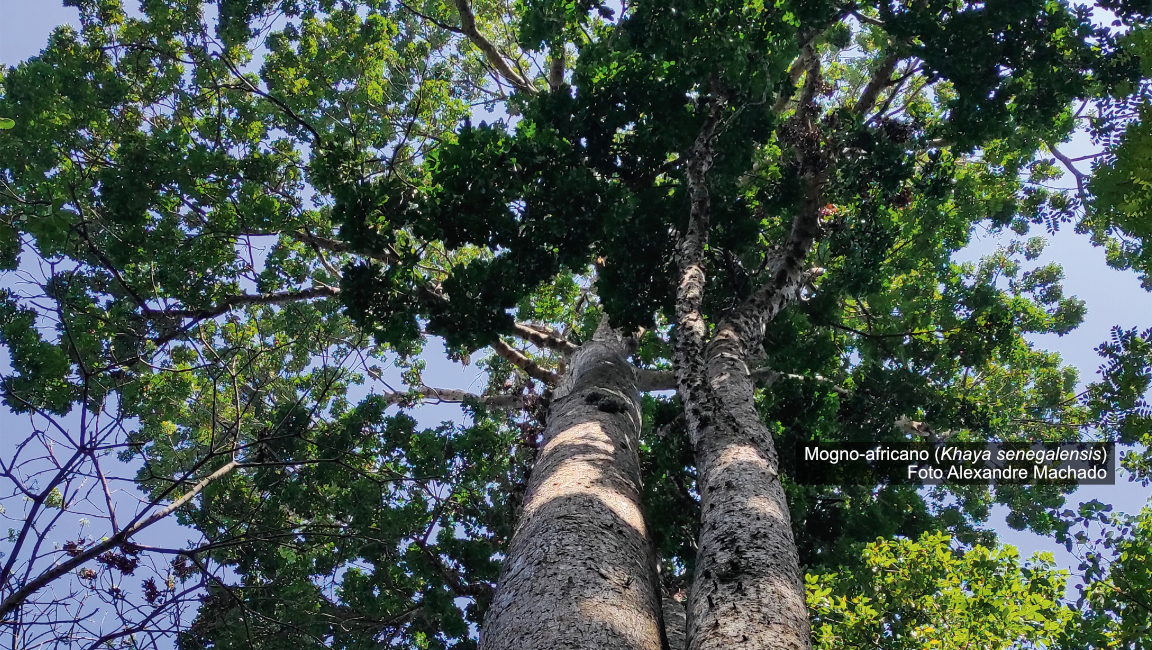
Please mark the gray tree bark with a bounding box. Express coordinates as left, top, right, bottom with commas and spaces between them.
683, 324, 809, 650
663, 596, 686, 650
479, 324, 667, 650
682, 214, 821, 650
674, 99, 826, 650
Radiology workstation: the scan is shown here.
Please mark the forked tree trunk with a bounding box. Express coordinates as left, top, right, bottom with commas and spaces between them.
676, 106, 824, 650
479, 325, 667, 650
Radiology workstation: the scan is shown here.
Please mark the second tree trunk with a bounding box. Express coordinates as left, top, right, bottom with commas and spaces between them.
480, 328, 667, 650
684, 330, 809, 650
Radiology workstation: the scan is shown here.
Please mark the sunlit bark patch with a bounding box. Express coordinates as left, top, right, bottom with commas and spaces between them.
480, 332, 665, 650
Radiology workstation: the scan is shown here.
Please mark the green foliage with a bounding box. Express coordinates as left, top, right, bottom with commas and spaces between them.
807, 532, 1073, 650
0, 290, 76, 413
171, 398, 523, 650
1083, 327, 1152, 446
885, 1, 1100, 150
1070, 503, 1152, 648
1088, 105, 1152, 285
1083, 20, 1152, 287
3, 0, 1152, 647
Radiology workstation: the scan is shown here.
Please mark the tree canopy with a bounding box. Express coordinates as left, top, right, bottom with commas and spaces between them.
1, 0, 1152, 648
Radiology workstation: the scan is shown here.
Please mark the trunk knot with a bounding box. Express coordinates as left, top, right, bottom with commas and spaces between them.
584, 391, 626, 414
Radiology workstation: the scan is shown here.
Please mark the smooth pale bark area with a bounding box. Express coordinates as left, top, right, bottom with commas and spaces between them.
479, 327, 667, 650
684, 332, 809, 650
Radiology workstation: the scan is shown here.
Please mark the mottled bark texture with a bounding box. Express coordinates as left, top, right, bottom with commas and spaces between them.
479, 325, 667, 650
676, 100, 827, 650
682, 232, 823, 650
672, 99, 725, 452
684, 326, 809, 650
663, 596, 687, 650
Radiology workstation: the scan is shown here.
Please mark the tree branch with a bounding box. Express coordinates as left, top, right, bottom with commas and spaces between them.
855, 52, 901, 116
1046, 141, 1091, 208
637, 367, 850, 395
214, 55, 322, 144
866, 63, 920, 123
850, 10, 885, 27
288, 229, 409, 268
797, 51, 823, 117
757, 368, 851, 395
673, 94, 728, 445
0, 460, 240, 622
397, 1, 465, 34
414, 540, 495, 600
637, 368, 678, 392
512, 322, 578, 355
453, 0, 535, 93
719, 107, 829, 349
491, 339, 560, 386
773, 47, 816, 114
381, 385, 525, 410
548, 47, 565, 90
290, 230, 349, 254
143, 286, 340, 322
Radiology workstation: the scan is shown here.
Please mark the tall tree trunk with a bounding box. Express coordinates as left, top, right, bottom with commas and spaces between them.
479, 325, 667, 650
683, 327, 808, 650
677, 101, 826, 650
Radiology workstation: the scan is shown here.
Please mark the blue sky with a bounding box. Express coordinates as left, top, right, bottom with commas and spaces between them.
3, 0, 1150, 585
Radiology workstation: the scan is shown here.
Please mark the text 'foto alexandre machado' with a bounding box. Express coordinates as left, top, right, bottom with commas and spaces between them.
796, 441, 1115, 486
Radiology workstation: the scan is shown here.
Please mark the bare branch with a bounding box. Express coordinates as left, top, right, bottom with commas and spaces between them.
637, 368, 677, 392
512, 322, 578, 355
289, 230, 351, 255
637, 367, 850, 395
854, 51, 901, 116
143, 286, 340, 322
1047, 141, 1091, 208
851, 11, 885, 27
381, 385, 525, 410
0, 446, 86, 591
0, 460, 240, 622
867, 63, 920, 123
756, 368, 851, 396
